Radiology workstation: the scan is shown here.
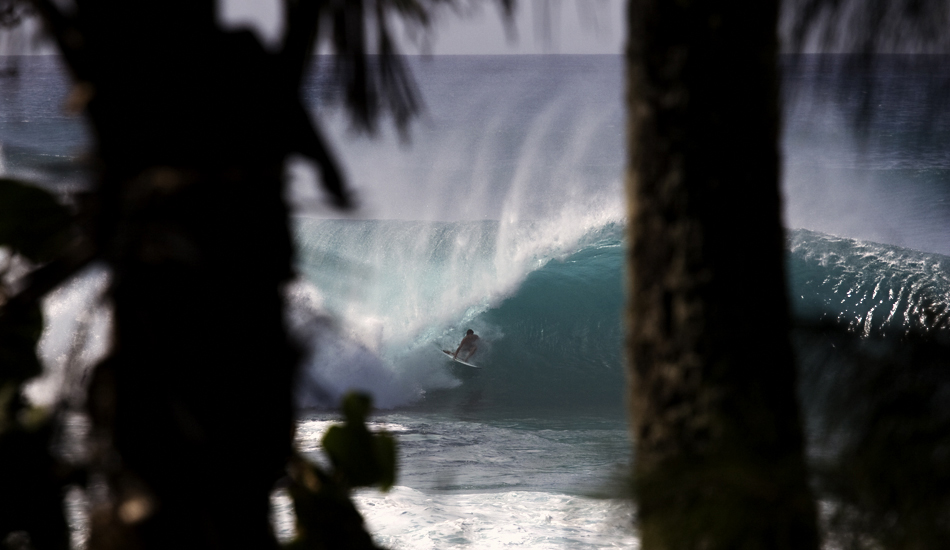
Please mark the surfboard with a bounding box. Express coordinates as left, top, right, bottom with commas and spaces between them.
441, 349, 481, 368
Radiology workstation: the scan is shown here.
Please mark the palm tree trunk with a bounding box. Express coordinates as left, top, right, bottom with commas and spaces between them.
624, 1, 820, 548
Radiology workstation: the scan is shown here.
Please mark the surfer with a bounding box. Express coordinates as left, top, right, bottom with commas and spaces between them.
454, 329, 479, 361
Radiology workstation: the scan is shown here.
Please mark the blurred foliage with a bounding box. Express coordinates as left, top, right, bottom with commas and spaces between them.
781, 1, 950, 140
304, 0, 514, 134
0, 418, 71, 550
0, 179, 73, 263
0, 299, 42, 392
784, 0, 950, 54
0, 0, 30, 28
322, 393, 396, 491
0, 178, 74, 393
796, 321, 950, 550
285, 392, 395, 550
0, 179, 74, 550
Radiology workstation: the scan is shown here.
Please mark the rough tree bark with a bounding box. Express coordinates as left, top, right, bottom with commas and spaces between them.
624, 1, 820, 549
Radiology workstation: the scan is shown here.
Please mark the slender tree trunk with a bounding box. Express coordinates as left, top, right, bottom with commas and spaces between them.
624, 1, 820, 549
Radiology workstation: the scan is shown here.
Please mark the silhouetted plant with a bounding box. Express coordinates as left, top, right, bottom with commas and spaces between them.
0, 2, 510, 549
796, 320, 950, 550
0, 177, 77, 550
285, 392, 396, 550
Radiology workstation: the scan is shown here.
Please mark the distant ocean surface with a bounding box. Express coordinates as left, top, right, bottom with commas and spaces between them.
4, 54, 950, 549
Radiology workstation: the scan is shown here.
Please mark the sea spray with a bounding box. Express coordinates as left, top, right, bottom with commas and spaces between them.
301, 57, 624, 224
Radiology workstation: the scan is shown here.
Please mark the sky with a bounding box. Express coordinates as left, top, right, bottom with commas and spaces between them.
219, 0, 625, 55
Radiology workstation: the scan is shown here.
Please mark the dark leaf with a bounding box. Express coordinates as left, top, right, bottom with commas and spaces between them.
0, 420, 71, 550
0, 300, 44, 386
286, 455, 381, 550
321, 392, 397, 490
0, 179, 72, 263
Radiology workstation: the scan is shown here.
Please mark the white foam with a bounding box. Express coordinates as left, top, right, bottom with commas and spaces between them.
27, 265, 111, 407
356, 487, 638, 550
285, 279, 461, 410
271, 486, 638, 550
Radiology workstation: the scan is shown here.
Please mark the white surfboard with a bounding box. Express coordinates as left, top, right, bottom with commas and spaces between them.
441, 349, 481, 368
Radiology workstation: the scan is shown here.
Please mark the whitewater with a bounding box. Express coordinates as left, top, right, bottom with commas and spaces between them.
4, 54, 950, 548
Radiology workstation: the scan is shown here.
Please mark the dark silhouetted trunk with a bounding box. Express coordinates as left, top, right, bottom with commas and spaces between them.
624, 1, 820, 548
37, 3, 304, 548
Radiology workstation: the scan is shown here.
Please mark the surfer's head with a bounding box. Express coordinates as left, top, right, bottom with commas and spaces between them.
466, 329, 474, 335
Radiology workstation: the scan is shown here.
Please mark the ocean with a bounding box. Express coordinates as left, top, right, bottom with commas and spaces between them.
4, 54, 950, 549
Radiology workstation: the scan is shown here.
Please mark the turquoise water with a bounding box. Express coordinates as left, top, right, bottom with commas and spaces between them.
290, 218, 625, 417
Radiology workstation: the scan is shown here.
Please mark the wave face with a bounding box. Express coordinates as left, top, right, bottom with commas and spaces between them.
290, 222, 950, 416
788, 228, 950, 337
290, 217, 625, 416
